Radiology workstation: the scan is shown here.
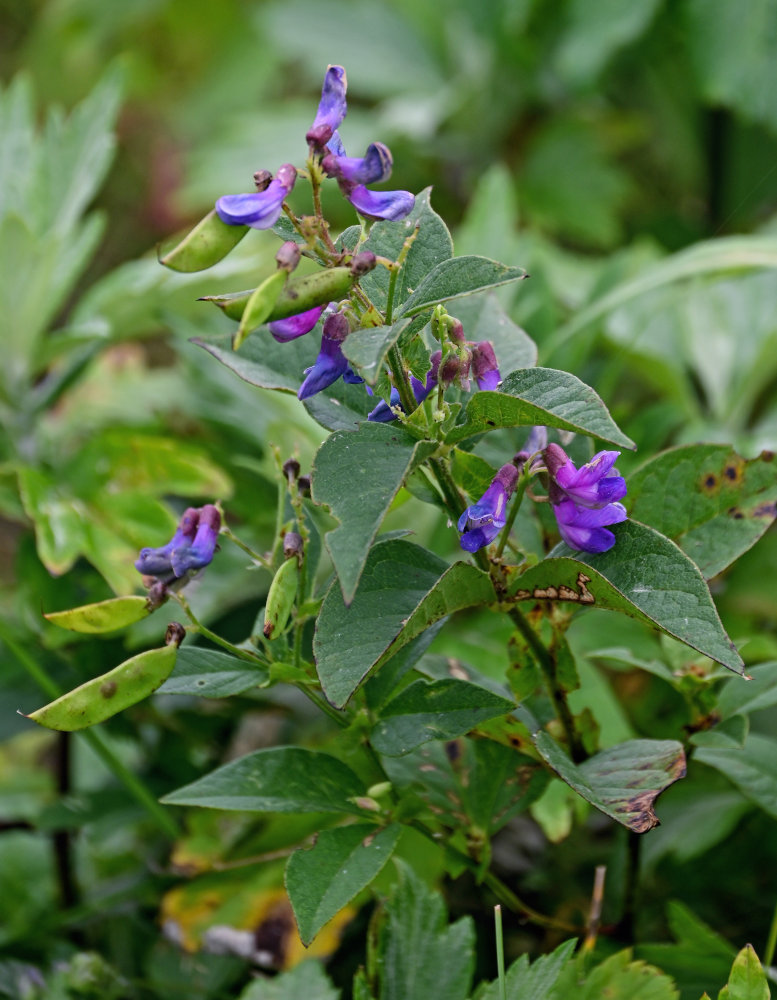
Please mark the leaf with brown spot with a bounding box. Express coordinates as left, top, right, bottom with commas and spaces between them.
524, 717, 686, 831
627, 444, 777, 578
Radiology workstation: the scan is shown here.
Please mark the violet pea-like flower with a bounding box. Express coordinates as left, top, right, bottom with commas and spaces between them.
306, 65, 348, 148
552, 498, 627, 554
298, 313, 363, 400
135, 505, 221, 581
471, 341, 501, 391
544, 444, 627, 509
458, 464, 520, 553
215, 164, 297, 230
367, 353, 440, 422
268, 305, 326, 344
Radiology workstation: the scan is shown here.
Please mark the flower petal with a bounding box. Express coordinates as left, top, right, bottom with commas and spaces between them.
347, 185, 415, 221
310, 65, 348, 135
268, 305, 326, 343
215, 166, 296, 230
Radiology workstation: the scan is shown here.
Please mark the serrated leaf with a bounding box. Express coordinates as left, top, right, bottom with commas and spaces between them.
286, 823, 401, 945
627, 444, 777, 578
27, 644, 177, 731
315, 541, 495, 708
376, 861, 474, 1000
161, 747, 366, 815
446, 368, 634, 448
158, 646, 268, 697
549, 948, 679, 999
695, 733, 777, 820
719, 944, 770, 1000
397, 255, 528, 317
342, 319, 412, 384
476, 938, 577, 1000
371, 679, 513, 756
312, 424, 437, 603
238, 961, 340, 1000
529, 727, 686, 832
509, 521, 744, 675
44, 595, 150, 633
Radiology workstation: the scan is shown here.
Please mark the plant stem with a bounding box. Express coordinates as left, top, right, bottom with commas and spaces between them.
764, 898, 777, 968
219, 521, 272, 570
387, 343, 418, 416
507, 605, 586, 763
169, 592, 267, 665
429, 456, 491, 573
1, 622, 180, 838
495, 905, 507, 1000
495, 475, 528, 560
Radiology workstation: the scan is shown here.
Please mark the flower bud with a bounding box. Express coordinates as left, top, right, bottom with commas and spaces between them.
297, 475, 311, 496
275, 241, 301, 273
447, 318, 466, 343
350, 250, 377, 276
253, 169, 272, 191
165, 622, 186, 647
322, 311, 350, 343
471, 341, 501, 391
283, 531, 304, 561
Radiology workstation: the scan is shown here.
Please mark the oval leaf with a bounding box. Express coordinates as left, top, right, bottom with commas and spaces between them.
158, 646, 268, 697
27, 644, 177, 731
160, 747, 366, 814
158, 209, 248, 272
446, 368, 635, 449
286, 823, 401, 945
397, 255, 528, 317
44, 595, 151, 633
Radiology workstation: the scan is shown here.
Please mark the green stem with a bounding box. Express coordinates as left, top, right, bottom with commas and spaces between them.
764, 897, 777, 968
429, 456, 490, 574
219, 522, 272, 570
387, 344, 418, 417
170, 593, 267, 666
385, 264, 401, 326
507, 606, 586, 763
495, 905, 507, 1000
495, 474, 528, 560
1, 622, 180, 839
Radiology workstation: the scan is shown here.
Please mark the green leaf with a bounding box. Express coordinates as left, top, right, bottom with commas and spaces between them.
43, 595, 151, 634
529, 728, 686, 832
342, 319, 412, 384
161, 747, 366, 815
286, 823, 401, 945
627, 445, 777, 578
27, 643, 178, 731
447, 293, 537, 374
476, 938, 577, 1000
718, 945, 770, 1000
312, 424, 437, 603
509, 521, 744, 675
695, 733, 777, 820
375, 861, 474, 1000
238, 960, 340, 1000
549, 949, 679, 1000
371, 679, 513, 756
690, 715, 749, 750
717, 661, 777, 719
158, 209, 248, 272
446, 368, 634, 449
397, 256, 528, 318
158, 647, 268, 697
315, 541, 495, 708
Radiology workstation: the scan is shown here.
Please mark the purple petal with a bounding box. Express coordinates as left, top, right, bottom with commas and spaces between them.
347, 185, 415, 221
216, 167, 296, 230
310, 65, 348, 135
459, 522, 501, 552
298, 334, 349, 399
553, 499, 627, 554
325, 142, 393, 184
171, 508, 220, 576
269, 305, 326, 343
135, 508, 200, 577
368, 388, 400, 422
476, 369, 501, 391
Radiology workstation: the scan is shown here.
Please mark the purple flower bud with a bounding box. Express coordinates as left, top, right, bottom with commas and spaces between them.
135, 507, 199, 577
275, 241, 301, 272
471, 341, 501, 391
307, 65, 347, 147
135, 505, 221, 580
268, 305, 325, 343
282, 458, 301, 481
350, 250, 377, 276
346, 185, 415, 221
544, 445, 627, 509
216, 164, 297, 229
283, 531, 304, 560
171, 505, 221, 576
552, 498, 627, 554
458, 464, 520, 553
322, 142, 393, 185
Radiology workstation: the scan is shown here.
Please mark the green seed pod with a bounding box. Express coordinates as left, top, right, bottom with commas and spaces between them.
233, 270, 287, 350
263, 556, 299, 638
25, 636, 181, 731
158, 209, 248, 272
44, 595, 152, 634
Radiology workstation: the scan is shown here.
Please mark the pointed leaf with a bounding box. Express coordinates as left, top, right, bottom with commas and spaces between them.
446, 368, 635, 448
158, 646, 268, 697
312, 424, 437, 603
286, 823, 401, 945
719, 944, 770, 1000
158, 209, 248, 272
44, 595, 151, 633
238, 961, 340, 1000
161, 747, 366, 815
549, 948, 679, 1000
477, 938, 577, 1000
509, 521, 744, 675
627, 444, 777, 578
27, 643, 178, 731
529, 727, 686, 831
397, 256, 528, 317
342, 318, 412, 384
371, 679, 513, 756
695, 733, 777, 820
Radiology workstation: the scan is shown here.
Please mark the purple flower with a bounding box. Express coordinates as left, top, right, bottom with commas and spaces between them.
215, 164, 297, 230
552, 498, 627, 554
306, 65, 348, 148
544, 444, 627, 509
471, 341, 501, 391
268, 305, 326, 343
135, 505, 221, 580
458, 464, 520, 553
322, 142, 393, 185
367, 353, 440, 422
298, 313, 363, 400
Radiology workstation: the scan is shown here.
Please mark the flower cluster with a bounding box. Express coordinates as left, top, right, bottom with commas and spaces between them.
458, 464, 520, 552
135, 505, 221, 582
544, 444, 627, 554
367, 352, 440, 422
